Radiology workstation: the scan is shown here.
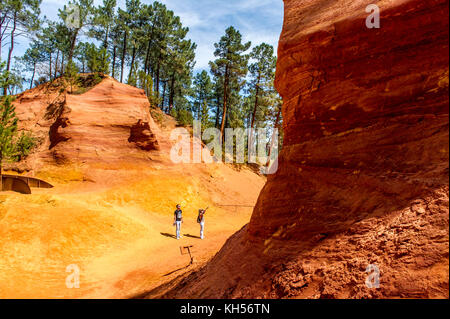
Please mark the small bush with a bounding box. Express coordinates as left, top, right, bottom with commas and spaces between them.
150, 108, 165, 127
170, 108, 193, 127
12, 131, 36, 161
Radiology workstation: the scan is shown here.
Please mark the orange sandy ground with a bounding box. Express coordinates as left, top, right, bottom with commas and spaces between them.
0, 160, 264, 299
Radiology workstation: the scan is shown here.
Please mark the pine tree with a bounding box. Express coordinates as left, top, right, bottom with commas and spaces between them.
248, 43, 277, 148
108, 13, 123, 79
192, 71, 213, 121
59, 0, 94, 64
2, 0, 42, 94
212, 75, 224, 128
52, 22, 71, 78
36, 23, 58, 81
0, 2, 8, 62
18, 43, 42, 89
166, 37, 196, 113
115, 0, 141, 83
121, 0, 143, 84
85, 43, 110, 74
200, 100, 211, 132
90, 0, 117, 50
210, 26, 251, 139
64, 60, 78, 93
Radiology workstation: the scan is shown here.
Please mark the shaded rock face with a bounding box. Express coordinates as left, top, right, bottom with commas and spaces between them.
158, 0, 449, 299
251, 0, 449, 242
13, 76, 161, 167
128, 120, 160, 151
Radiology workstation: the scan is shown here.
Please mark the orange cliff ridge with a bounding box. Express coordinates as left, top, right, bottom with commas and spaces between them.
152, 0, 449, 299
12, 75, 162, 170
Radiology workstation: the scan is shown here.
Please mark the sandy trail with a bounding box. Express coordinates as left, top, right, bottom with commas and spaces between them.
0, 160, 263, 299
1, 78, 265, 299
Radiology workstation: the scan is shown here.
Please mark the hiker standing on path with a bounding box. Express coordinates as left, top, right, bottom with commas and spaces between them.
174, 204, 183, 240
197, 208, 208, 240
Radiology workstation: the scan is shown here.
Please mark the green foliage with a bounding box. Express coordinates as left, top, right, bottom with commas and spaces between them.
170, 99, 194, 127
1, 0, 42, 94
12, 131, 36, 161
86, 43, 110, 74
0, 96, 18, 171
58, 0, 95, 67
192, 70, 213, 120
210, 26, 251, 134
247, 43, 278, 130
138, 70, 160, 106
90, 0, 117, 49
200, 100, 212, 132
74, 42, 90, 73
0, 62, 14, 93
150, 108, 165, 128
74, 42, 110, 75
64, 60, 79, 93
17, 42, 44, 88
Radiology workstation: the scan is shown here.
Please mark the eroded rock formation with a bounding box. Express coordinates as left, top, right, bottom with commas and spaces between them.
154, 0, 449, 299
12, 76, 161, 168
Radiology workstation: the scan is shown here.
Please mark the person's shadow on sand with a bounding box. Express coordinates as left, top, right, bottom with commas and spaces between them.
160, 232, 177, 239
184, 234, 201, 239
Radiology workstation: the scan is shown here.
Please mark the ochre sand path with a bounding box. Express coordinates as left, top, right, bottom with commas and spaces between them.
0, 76, 265, 298
0, 163, 263, 299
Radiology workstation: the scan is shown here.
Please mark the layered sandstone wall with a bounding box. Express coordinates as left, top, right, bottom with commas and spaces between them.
155, 0, 449, 299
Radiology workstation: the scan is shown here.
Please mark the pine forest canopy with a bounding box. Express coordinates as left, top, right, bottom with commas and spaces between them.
0, 0, 283, 149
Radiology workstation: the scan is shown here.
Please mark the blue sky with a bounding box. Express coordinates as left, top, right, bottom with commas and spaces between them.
12, 0, 284, 72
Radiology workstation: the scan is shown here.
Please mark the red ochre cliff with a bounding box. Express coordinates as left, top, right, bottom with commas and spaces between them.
12, 75, 162, 169
153, 0, 449, 299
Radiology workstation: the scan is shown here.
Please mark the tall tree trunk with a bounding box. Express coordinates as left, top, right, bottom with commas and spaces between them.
54, 50, 60, 79
30, 63, 36, 89
0, 14, 9, 62
144, 38, 151, 74
155, 57, 161, 100
4, 12, 17, 95
144, 25, 155, 74
215, 100, 221, 128
67, 29, 80, 64
103, 25, 110, 50
120, 31, 127, 83
112, 46, 116, 78
144, 47, 150, 75
49, 53, 53, 82
61, 54, 65, 75
249, 73, 261, 151
128, 46, 136, 82
215, 87, 221, 128
220, 65, 229, 141
161, 80, 167, 110
169, 74, 175, 113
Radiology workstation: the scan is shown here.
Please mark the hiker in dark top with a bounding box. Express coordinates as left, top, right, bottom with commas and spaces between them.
173, 204, 183, 239
197, 207, 208, 240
